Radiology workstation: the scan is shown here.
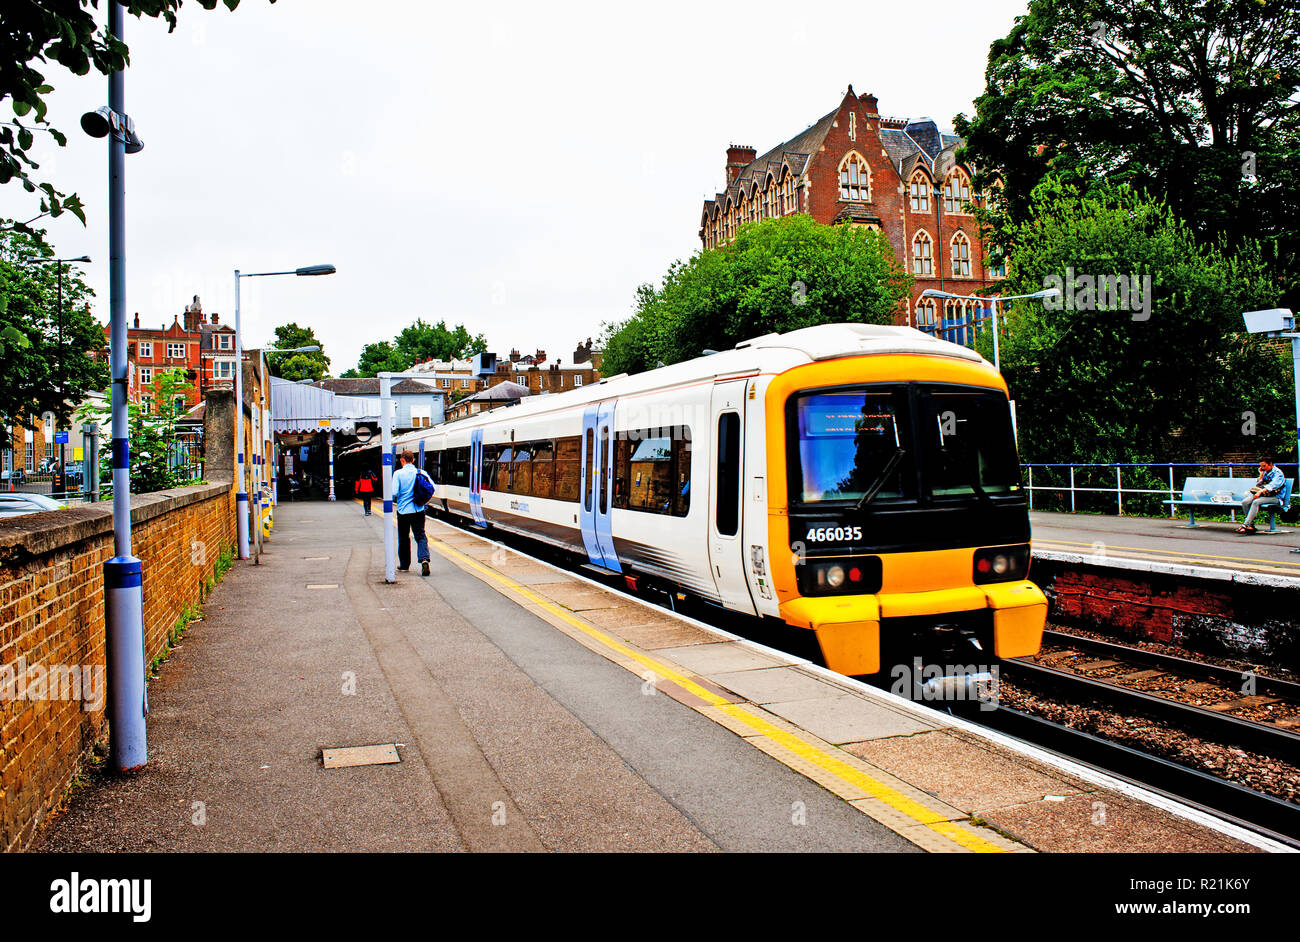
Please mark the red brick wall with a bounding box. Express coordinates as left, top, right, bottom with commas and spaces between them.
0, 482, 235, 851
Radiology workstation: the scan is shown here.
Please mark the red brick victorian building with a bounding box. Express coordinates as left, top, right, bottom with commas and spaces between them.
699, 86, 1003, 332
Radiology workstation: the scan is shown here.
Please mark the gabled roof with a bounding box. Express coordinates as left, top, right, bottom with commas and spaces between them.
314, 378, 446, 397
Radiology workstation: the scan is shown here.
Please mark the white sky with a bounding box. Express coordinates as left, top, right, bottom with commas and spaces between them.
3, 0, 1031, 374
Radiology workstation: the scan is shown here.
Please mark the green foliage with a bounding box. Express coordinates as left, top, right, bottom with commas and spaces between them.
348, 320, 487, 376
602, 215, 912, 375
955, 0, 1300, 306
0, 228, 109, 447
77, 367, 199, 493
996, 180, 1290, 463
266, 322, 329, 381
1, 0, 271, 230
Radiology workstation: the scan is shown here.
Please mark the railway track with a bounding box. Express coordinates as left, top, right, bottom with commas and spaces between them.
428, 510, 1300, 846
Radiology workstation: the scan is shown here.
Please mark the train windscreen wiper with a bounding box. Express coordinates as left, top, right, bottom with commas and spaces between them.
855, 448, 905, 512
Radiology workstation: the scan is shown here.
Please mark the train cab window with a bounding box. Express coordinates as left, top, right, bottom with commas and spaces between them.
919, 390, 1021, 498
716, 413, 740, 536
531, 441, 554, 498
511, 444, 532, 495
792, 389, 915, 504
555, 436, 581, 502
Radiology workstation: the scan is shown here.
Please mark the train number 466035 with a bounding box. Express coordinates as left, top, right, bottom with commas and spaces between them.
804, 525, 863, 543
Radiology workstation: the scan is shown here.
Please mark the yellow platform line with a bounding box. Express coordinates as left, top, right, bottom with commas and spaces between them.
1035, 538, 1300, 571
428, 536, 1013, 854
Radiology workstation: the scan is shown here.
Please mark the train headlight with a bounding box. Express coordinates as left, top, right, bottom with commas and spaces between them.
797, 556, 882, 596
826, 565, 847, 588
973, 545, 1030, 584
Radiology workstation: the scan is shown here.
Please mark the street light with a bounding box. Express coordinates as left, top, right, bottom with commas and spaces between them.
232, 265, 335, 559
80, 1, 146, 772
920, 287, 1060, 371
1242, 309, 1299, 553
23, 254, 92, 499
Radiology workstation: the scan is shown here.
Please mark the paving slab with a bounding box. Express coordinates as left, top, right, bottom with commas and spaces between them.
710, 666, 844, 705
842, 730, 1089, 814
661, 641, 790, 674
764, 695, 937, 744
979, 792, 1258, 853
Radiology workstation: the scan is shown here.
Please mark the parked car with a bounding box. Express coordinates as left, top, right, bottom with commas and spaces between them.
0, 493, 66, 517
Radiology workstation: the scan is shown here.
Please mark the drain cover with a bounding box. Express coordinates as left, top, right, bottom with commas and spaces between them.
322, 743, 401, 769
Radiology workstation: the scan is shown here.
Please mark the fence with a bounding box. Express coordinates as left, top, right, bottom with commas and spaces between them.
2, 429, 204, 504
1020, 461, 1295, 519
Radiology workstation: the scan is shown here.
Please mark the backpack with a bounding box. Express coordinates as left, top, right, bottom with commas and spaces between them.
412, 468, 435, 507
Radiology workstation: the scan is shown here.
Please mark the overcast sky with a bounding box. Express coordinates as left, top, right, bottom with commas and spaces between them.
2, 0, 1032, 374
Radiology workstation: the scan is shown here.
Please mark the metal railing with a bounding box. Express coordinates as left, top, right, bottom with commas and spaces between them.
1021, 461, 1296, 518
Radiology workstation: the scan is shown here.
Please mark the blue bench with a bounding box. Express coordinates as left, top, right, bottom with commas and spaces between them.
1164, 476, 1294, 530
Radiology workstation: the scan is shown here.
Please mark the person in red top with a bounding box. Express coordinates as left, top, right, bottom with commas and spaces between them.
354, 468, 378, 516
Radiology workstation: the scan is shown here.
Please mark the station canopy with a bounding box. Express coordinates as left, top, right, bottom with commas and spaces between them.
270, 375, 380, 434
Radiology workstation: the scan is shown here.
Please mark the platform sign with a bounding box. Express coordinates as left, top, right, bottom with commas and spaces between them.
74, 447, 83, 461
300, 446, 310, 461
54, 431, 69, 444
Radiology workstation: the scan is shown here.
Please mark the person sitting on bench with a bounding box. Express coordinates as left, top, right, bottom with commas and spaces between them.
1238, 456, 1286, 534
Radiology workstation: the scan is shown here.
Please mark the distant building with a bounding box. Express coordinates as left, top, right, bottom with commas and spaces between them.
313, 378, 446, 430
104, 296, 238, 412
447, 381, 531, 421
409, 340, 602, 398
698, 86, 1003, 333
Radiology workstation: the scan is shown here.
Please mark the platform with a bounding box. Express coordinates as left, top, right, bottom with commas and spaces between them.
33, 502, 1287, 853
1031, 511, 1300, 581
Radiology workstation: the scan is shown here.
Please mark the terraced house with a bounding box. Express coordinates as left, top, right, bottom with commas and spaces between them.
699, 86, 1003, 333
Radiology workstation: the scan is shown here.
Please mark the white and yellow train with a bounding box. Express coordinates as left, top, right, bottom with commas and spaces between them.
344, 323, 1047, 675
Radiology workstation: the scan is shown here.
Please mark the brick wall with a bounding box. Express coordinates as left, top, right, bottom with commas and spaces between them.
0, 482, 235, 851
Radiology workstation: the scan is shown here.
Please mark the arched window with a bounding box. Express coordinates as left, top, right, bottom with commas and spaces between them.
782, 175, 794, 213
838, 152, 871, 201
943, 169, 971, 214
909, 172, 930, 213
764, 181, 773, 218
912, 230, 933, 275
950, 232, 971, 277
915, 298, 937, 330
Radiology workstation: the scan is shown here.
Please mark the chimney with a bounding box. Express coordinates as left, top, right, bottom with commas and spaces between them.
858, 91, 879, 114
509, 348, 520, 363
183, 302, 200, 333
211, 312, 219, 325
133, 312, 139, 328
725, 144, 756, 186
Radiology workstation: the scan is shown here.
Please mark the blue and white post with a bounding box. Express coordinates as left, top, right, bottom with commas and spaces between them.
327, 430, 336, 501
233, 269, 250, 559
380, 375, 397, 582
103, 0, 146, 771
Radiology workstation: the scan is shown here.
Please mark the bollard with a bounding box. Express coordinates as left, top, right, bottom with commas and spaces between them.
105, 557, 147, 770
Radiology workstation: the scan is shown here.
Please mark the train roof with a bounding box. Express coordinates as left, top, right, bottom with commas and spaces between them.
346, 324, 991, 452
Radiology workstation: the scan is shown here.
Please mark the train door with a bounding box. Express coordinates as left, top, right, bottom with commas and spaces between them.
579, 403, 621, 571
469, 429, 486, 526
709, 380, 756, 614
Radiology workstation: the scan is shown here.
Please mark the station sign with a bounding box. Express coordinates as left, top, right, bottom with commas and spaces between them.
354, 425, 373, 443
54, 431, 69, 444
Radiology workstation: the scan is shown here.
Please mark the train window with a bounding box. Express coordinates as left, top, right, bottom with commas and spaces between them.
919, 390, 1021, 498
598, 425, 610, 514
452, 447, 469, 487
583, 429, 594, 512
554, 436, 580, 502
610, 426, 691, 517
531, 440, 554, 499
511, 444, 532, 495
716, 413, 740, 536
793, 389, 914, 504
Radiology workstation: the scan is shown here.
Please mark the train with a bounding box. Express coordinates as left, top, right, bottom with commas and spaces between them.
338, 323, 1046, 676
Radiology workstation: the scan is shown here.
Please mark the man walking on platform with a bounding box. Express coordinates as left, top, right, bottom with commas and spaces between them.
392, 450, 431, 575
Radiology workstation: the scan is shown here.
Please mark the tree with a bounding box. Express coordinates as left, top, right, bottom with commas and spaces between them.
76, 366, 197, 493
954, 0, 1300, 305
995, 180, 1291, 463
266, 321, 328, 381
601, 214, 912, 375
394, 318, 487, 365
345, 320, 487, 377
0, 228, 108, 448
2, 1, 271, 231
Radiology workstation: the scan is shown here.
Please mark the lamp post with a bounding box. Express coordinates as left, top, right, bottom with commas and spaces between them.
79, 0, 146, 773
1241, 309, 1299, 552
919, 287, 1061, 371
233, 267, 335, 559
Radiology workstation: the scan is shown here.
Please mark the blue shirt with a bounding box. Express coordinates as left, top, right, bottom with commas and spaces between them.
392, 463, 419, 514
1258, 466, 1285, 495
